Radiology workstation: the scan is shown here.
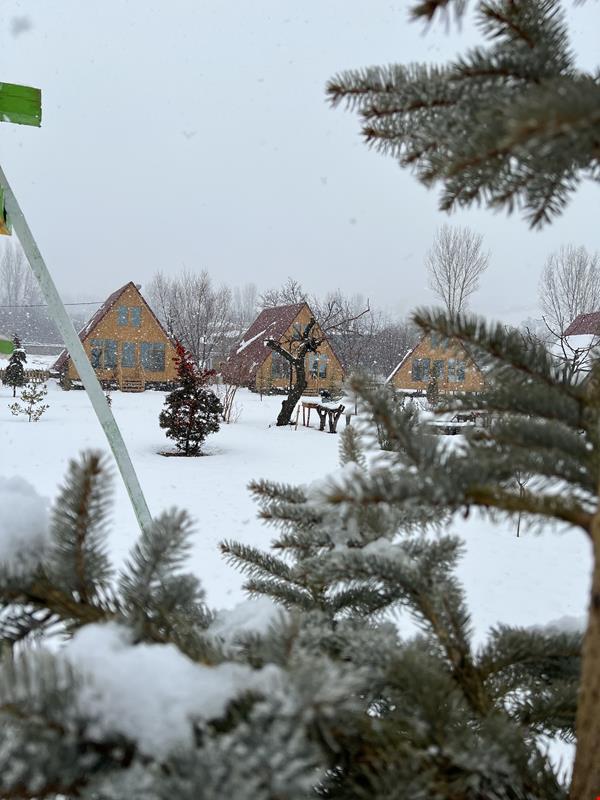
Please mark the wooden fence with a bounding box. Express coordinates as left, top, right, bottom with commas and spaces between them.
0, 368, 50, 384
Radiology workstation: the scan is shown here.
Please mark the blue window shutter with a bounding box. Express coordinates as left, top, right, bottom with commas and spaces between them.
90, 339, 102, 369
104, 340, 117, 369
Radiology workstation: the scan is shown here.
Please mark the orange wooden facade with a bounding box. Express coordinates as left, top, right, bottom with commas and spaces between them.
255, 305, 344, 394
57, 283, 178, 391
389, 334, 484, 394
225, 302, 345, 395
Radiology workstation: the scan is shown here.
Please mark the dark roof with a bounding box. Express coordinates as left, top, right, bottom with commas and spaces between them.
564, 312, 600, 336
52, 282, 170, 372
223, 302, 308, 382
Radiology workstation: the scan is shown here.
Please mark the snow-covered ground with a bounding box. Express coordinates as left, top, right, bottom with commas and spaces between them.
0, 381, 592, 640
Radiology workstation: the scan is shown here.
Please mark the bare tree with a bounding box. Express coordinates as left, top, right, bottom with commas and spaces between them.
426, 225, 489, 315
267, 300, 370, 427
0, 239, 39, 308
315, 292, 420, 381
231, 283, 258, 333
147, 270, 233, 369
539, 245, 600, 336
0, 240, 61, 343
259, 277, 306, 309
537, 246, 600, 381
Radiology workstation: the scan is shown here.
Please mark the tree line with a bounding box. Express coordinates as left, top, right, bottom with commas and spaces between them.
145, 270, 420, 381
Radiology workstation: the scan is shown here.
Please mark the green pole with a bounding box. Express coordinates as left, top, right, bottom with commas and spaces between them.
0, 165, 153, 535
0, 82, 153, 534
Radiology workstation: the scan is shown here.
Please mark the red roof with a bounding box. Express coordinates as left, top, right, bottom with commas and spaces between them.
564, 312, 600, 336
52, 282, 170, 372
222, 302, 308, 382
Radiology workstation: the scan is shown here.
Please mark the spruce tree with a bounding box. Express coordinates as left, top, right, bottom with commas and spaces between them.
326, 3, 600, 794
8, 382, 49, 422
327, 0, 599, 228
0, 445, 580, 799
3, 334, 27, 397
221, 419, 580, 798
0, 451, 361, 799
159, 342, 223, 456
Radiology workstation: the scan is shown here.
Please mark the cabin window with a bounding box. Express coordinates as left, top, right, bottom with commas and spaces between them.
448, 360, 466, 382
122, 342, 136, 368
104, 340, 117, 369
411, 358, 430, 382
271, 352, 289, 379
307, 353, 328, 379
141, 342, 165, 372
433, 360, 444, 379
89, 339, 117, 370
318, 354, 328, 378
117, 306, 142, 327
90, 341, 102, 369
291, 323, 304, 341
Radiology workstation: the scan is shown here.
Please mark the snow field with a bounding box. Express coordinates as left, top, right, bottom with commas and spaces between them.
0, 380, 591, 772
0, 381, 591, 637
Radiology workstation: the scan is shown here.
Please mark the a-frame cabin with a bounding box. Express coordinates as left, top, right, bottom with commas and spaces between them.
53, 282, 178, 391
223, 302, 344, 394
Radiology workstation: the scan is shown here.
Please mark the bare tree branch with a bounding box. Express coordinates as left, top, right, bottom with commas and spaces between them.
426, 225, 489, 315
539, 245, 600, 336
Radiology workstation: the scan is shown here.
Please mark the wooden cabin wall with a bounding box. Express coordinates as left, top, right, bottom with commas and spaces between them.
66, 285, 178, 387
392, 335, 484, 393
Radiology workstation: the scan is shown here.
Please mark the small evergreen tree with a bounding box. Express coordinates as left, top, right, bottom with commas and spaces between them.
8, 382, 49, 422
0, 452, 363, 798
3, 334, 27, 397
326, 4, 600, 793
159, 342, 223, 456
426, 373, 440, 407
221, 418, 580, 798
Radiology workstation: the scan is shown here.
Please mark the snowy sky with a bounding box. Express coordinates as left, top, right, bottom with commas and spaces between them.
0, 0, 598, 324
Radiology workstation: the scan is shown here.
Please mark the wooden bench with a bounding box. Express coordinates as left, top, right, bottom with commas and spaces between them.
297, 401, 346, 433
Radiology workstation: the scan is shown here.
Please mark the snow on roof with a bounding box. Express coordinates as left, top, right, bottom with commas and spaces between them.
386, 344, 417, 383
563, 334, 598, 350
236, 327, 267, 355
222, 302, 307, 382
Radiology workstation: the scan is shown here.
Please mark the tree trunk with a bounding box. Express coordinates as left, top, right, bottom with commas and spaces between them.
276, 358, 307, 426
570, 523, 600, 799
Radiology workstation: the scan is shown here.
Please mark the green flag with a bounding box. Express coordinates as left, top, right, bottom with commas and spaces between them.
0, 82, 41, 127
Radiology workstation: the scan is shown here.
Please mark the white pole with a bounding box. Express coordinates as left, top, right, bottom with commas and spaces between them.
0, 164, 153, 535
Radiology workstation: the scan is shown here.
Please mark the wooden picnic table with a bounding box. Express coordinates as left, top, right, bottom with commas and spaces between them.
297, 400, 346, 433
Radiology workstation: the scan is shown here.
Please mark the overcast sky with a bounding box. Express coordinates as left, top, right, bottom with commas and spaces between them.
1, 0, 598, 325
